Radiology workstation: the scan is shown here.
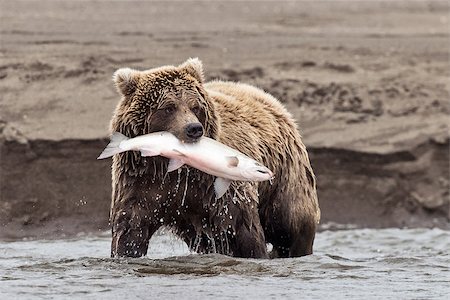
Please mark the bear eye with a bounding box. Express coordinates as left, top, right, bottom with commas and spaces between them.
191, 105, 200, 114
164, 105, 176, 114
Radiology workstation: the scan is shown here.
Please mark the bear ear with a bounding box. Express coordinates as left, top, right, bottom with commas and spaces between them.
179, 57, 205, 83
113, 68, 139, 96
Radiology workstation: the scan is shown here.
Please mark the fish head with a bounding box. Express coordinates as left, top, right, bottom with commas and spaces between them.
240, 160, 274, 181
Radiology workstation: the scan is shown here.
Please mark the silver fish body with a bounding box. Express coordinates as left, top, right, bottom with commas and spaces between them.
98, 131, 274, 198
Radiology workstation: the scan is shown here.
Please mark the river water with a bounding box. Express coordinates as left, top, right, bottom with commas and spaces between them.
1, 228, 448, 299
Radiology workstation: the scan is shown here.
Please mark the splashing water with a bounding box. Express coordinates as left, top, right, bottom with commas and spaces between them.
181, 168, 190, 206
174, 168, 182, 195
1, 228, 449, 299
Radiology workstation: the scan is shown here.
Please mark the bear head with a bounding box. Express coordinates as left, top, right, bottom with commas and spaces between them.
110, 58, 219, 142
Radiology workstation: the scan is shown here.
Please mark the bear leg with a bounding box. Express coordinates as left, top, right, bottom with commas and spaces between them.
232, 217, 268, 258
260, 193, 318, 258
267, 217, 317, 258
288, 219, 316, 257
218, 184, 268, 258
110, 199, 160, 258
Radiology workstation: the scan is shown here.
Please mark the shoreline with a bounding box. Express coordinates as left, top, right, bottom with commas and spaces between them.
1, 136, 448, 241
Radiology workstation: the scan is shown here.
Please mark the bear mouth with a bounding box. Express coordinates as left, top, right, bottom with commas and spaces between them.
180, 136, 202, 144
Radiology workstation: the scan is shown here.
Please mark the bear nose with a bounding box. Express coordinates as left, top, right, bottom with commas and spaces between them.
185, 123, 204, 140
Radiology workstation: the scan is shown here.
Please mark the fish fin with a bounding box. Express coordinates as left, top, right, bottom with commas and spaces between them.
225, 156, 239, 167
140, 148, 159, 157
214, 177, 232, 199
97, 132, 129, 159
173, 149, 187, 157
168, 159, 184, 172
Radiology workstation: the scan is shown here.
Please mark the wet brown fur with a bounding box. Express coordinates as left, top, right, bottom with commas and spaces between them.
108, 58, 320, 258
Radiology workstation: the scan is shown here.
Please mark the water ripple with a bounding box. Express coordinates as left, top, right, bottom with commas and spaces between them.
1, 228, 449, 299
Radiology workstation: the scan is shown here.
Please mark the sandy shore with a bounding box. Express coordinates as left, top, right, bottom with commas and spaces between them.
0, 0, 448, 239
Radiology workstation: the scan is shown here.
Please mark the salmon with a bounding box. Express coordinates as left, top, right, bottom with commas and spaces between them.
98, 132, 274, 198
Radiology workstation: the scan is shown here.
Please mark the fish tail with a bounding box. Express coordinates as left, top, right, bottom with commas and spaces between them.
97, 132, 129, 159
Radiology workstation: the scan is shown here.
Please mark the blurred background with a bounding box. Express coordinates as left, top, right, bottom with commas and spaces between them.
0, 0, 448, 239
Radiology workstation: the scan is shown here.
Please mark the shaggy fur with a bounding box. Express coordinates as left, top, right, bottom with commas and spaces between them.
108, 58, 320, 258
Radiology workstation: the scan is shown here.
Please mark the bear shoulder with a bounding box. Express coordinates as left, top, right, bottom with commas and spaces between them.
205, 80, 296, 124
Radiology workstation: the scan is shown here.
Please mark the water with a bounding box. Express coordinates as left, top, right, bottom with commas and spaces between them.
1, 228, 449, 299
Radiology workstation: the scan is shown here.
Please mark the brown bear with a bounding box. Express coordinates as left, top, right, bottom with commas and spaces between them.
108, 58, 320, 258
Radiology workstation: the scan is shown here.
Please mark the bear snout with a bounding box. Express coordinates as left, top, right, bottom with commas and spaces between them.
184, 122, 204, 141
